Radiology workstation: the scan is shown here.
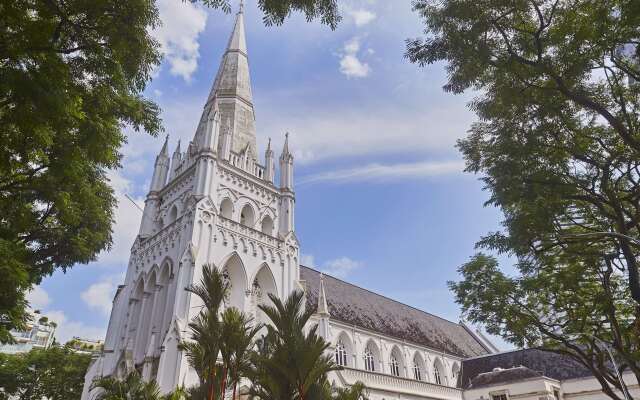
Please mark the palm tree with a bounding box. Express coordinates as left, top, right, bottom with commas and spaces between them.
251, 291, 341, 400
219, 307, 262, 399
179, 264, 229, 400
92, 371, 161, 400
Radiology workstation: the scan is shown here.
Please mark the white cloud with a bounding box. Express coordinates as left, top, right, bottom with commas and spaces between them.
26, 286, 51, 310
81, 277, 118, 315
43, 310, 106, 344
301, 254, 362, 279
321, 257, 362, 279
339, 37, 370, 78
257, 100, 473, 165
349, 9, 376, 26
95, 170, 145, 266
300, 160, 464, 184
153, 0, 208, 81
301, 254, 316, 267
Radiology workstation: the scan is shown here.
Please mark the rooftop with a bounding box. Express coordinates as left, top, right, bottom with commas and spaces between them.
301, 266, 490, 358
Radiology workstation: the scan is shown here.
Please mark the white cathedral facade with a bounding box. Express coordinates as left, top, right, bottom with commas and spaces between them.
82, 5, 638, 400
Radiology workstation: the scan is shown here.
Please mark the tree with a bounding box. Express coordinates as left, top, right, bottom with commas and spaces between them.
0, 0, 162, 343
250, 291, 340, 400
0, 346, 91, 400
0, 0, 340, 345
197, 0, 341, 29
405, 1, 640, 399
219, 307, 261, 400
179, 264, 229, 400
92, 371, 173, 400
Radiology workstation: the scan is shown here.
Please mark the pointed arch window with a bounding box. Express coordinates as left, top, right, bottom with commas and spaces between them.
434, 362, 443, 385
390, 355, 400, 377
413, 361, 422, 381
335, 340, 347, 367
364, 345, 376, 372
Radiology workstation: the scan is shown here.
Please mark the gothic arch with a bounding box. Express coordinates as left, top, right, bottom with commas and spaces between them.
145, 265, 160, 288
433, 357, 447, 385
154, 262, 173, 340
260, 215, 274, 236
239, 203, 256, 228
220, 252, 248, 311
137, 269, 158, 361
412, 352, 426, 381
389, 345, 406, 377
219, 197, 233, 220
335, 331, 354, 367
168, 204, 179, 224
451, 362, 461, 386
362, 339, 381, 372
250, 263, 278, 326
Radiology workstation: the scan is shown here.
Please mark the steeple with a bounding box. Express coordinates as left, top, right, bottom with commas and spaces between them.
169, 140, 182, 180
264, 138, 275, 183
279, 132, 294, 190
150, 135, 170, 192
195, 1, 257, 157
317, 273, 330, 316
317, 273, 331, 340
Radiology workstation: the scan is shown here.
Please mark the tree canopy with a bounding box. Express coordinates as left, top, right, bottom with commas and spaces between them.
0, 346, 92, 400
406, 0, 640, 399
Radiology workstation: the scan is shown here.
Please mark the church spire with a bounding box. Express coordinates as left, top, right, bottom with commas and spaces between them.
317, 273, 330, 316
195, 0, 257, 157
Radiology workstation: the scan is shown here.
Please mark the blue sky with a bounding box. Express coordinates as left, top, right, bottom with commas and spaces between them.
27, 0, 510, 348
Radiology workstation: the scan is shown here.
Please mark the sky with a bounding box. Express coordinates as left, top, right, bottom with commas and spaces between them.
27, 0, 512, 349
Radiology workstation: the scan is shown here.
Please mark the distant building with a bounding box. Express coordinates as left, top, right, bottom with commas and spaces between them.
66, 337, 104, 354
0, 311, 57, 354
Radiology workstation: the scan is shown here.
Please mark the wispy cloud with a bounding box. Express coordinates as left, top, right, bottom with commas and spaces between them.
339, 37, 371, 78
81, 275, 121, 316
44, 310, 106, 344
348, 9, 376, 27
153, 0, 208, 81
300, 254, 363, 279
94, 170, 145, 266
321, 257, 362, 278
27, 286, 51, 310
300, 160, 464, 185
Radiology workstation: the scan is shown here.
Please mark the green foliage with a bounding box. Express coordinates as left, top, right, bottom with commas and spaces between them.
406, 0, 640, 399
219, 307, 261, 399
92, 371, 162, 400
249, 291, 341, 400
179, 264, 232, 399
0, 346, 91, 400
196, 0, 341, 29
0, 0, 163, 343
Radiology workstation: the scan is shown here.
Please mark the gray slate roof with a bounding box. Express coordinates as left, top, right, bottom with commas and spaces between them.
301, 266, 491, 358
467, 366, 543, 389
461, 348, 592, 388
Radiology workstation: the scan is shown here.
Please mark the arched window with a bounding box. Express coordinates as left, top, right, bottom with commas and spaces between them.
335, 340, 347, 367
220, 198, 233, 219
452, 362, 460, 385
364, 345, 376, 372
413, 361, 422, 381
261, 216, 274, 235
168, 205, 178, 224
390, 355, 400, 376
433, 360, 443, 385
240, 204, 255, 227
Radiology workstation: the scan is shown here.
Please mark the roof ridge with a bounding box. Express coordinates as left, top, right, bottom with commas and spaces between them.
300, 265, 467, 328
463, 348, 527, 361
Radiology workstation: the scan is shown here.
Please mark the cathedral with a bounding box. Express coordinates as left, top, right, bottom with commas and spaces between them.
81, 5, 637, 400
